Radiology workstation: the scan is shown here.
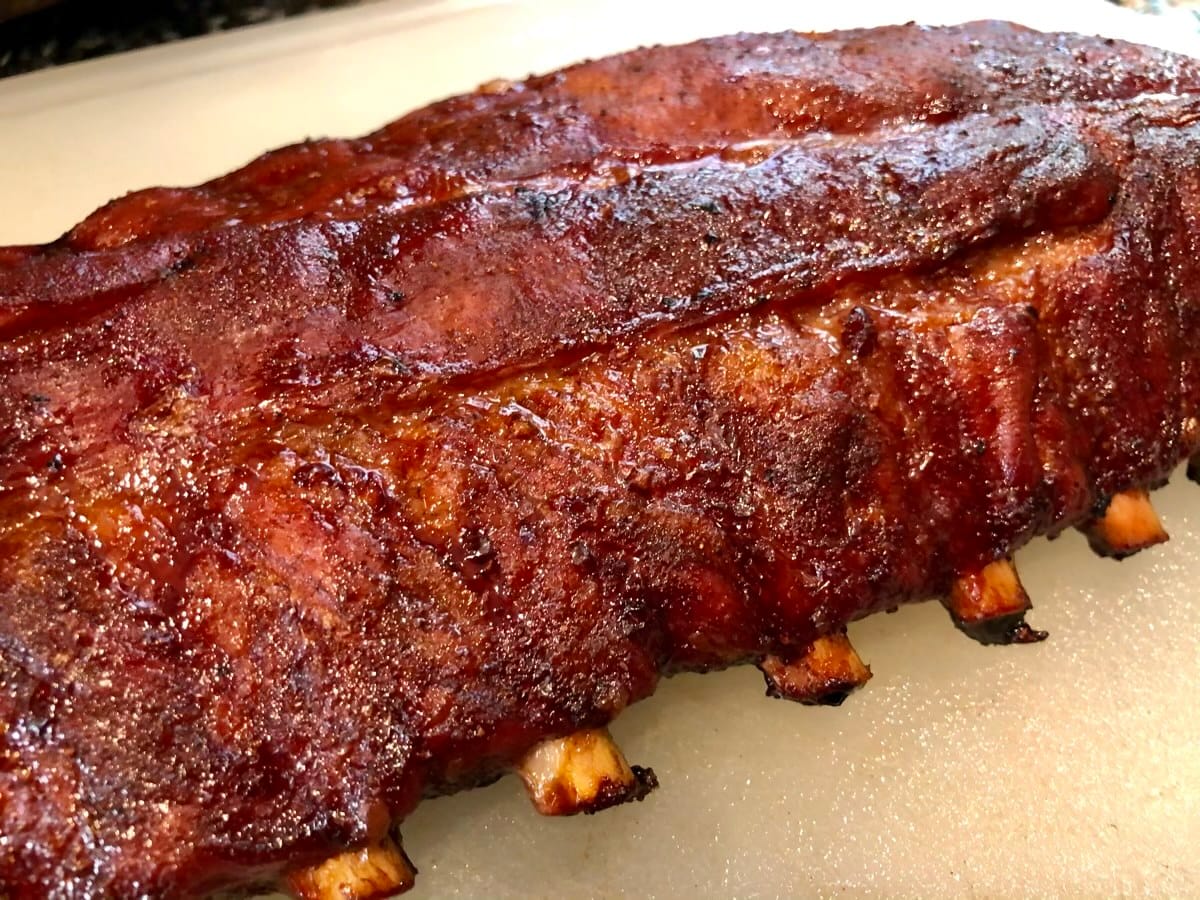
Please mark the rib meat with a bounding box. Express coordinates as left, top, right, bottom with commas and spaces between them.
3, 20, 1200, 897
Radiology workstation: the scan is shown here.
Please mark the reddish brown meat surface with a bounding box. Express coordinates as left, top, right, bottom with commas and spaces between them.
4, 20, 1200, 898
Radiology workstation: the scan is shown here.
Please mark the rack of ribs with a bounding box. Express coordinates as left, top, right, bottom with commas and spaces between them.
2, 19, 1200, 898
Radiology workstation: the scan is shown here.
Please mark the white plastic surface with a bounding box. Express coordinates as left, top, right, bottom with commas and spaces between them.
2, 1, 1198, 897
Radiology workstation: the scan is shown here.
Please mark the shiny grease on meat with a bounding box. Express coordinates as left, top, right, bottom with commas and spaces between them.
2, 20, 1200, 898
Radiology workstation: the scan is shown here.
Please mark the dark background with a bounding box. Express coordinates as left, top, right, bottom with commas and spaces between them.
0, 0, 358, 78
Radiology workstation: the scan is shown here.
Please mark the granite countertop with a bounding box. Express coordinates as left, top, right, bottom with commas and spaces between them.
0, 0, 1196, 79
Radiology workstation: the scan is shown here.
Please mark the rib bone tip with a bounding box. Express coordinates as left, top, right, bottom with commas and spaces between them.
518, 727, 655, 816
1084, 488, 1168, 559
946, 558, 1045, 646
286, 833, 415, 900
760, 631, 872, 705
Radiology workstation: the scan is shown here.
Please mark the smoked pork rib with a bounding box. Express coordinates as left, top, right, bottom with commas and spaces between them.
3, 21, 1200, 898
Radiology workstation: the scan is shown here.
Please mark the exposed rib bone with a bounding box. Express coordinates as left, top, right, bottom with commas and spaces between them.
286, 833, 415, 900
946, 558, 1047, 645
1083, 488, 1169, 559
760, 631, 872, 705
517, 727, 657, 816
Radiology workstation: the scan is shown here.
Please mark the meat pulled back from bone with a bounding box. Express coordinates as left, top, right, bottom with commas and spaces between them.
760, 633, 872, 704
287, 834, 415, 900
3, 20, 1200, 898
518, 728, 656, 816
944, 559, 1047, 646
1083, 489, 1170, 558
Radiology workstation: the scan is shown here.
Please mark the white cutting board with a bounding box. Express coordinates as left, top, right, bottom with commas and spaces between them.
3, 1, 1199, 897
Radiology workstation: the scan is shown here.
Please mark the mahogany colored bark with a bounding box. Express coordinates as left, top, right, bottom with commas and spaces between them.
3, 21, 1200, 897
